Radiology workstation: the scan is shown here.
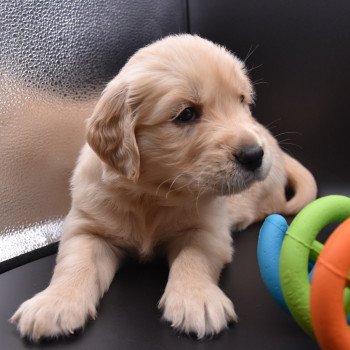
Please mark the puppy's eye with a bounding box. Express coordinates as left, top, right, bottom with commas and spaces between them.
175, 107, 198, 123
240, 95, 245, 103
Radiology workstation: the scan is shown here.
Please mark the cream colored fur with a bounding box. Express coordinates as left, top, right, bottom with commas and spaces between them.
11, 34, 317, 341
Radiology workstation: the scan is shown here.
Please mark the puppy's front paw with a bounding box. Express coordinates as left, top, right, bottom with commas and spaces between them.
159, 283, 237, 338
10, 288, 96, 341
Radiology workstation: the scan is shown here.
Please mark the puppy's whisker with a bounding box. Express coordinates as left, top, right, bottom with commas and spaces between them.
274, 131, 302, 138
264, 118, 281, 131
195, 183, 208, 217
247, 63, 263, 74
193, 165, 212, 215
229, 175, 235, 196
195, 166, 211, 186
156, 177, 175, 196
156, 173, 189, 197
165, 173, 188, 198
252, 79, 268, 86
278, 138, 292, 142
165, 178, 193, 198
278, 141, 303, 150
243, 44, 259, 63
226, 174, 233, 195
219, 144, 234, 152
168, 173, 186, 191
279, 145, 296, 156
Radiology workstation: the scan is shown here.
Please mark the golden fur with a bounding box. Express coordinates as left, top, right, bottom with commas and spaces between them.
11, 34, 317, 340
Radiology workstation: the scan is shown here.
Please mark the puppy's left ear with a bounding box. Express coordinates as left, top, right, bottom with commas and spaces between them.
86, 77, 140, 181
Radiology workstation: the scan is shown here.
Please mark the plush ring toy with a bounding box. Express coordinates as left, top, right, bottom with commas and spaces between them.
310, 218, 350, 349
280, 195, 350, 336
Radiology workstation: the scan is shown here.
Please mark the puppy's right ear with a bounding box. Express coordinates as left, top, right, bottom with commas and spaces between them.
86, 78, 140, 181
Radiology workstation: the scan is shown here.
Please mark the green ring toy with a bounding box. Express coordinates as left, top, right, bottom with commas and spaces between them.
280, 195, 350, 337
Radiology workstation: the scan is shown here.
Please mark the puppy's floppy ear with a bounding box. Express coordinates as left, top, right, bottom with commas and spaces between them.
86, 77, 140, 181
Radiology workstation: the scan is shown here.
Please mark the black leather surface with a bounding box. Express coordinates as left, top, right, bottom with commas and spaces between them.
189, 0, 350, 194
1, 224, 319, 350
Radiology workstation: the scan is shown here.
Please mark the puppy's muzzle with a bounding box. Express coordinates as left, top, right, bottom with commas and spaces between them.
235, 144, 264, 171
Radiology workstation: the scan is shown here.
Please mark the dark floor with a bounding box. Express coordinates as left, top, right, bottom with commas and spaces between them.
0, 221, 319, 350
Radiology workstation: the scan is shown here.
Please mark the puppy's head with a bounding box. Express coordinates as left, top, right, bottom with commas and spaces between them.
87, 35, 272, 196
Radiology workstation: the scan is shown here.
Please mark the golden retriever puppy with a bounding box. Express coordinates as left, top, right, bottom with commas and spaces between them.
11, 34, 317, 341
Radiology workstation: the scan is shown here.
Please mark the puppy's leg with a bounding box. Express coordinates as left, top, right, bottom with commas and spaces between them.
10, 217, 120, 341
159, 228, 236, 338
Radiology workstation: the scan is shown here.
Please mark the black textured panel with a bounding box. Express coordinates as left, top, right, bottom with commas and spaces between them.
189, 0, 350, 191
0, 0, 187, 268
1, 0, 187, 96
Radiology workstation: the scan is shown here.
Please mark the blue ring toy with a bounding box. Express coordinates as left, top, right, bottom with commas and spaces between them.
257, 214, 289, 311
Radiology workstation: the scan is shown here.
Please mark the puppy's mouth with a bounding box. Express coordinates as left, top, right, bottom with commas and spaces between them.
213, 154, 271, 196
153, 147, 271, 198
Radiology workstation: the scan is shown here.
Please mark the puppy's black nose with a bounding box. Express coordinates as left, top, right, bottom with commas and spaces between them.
235, 145, 264, 171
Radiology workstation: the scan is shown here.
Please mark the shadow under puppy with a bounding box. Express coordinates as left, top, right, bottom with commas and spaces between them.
11, 34, 317, 341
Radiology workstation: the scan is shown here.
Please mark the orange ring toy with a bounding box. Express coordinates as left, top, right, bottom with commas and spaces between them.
311, 218, 350, 350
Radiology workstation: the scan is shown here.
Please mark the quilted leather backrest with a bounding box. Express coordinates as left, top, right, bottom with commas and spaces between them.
0, 0, 187, 270
188, 0, 350, 194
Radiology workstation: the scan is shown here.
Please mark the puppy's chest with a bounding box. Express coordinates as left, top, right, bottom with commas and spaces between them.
109, 204, 192, 256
